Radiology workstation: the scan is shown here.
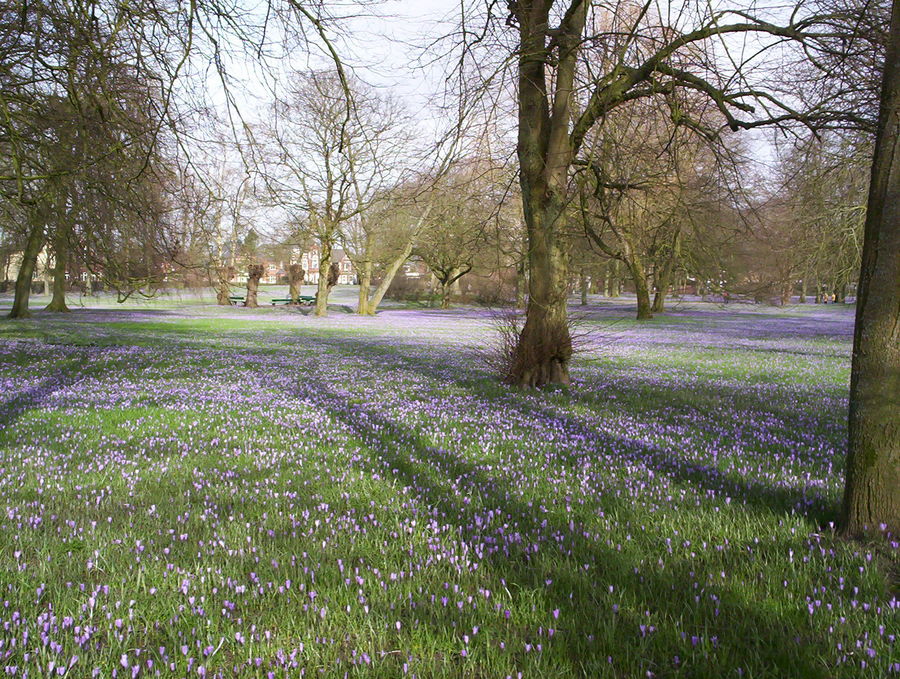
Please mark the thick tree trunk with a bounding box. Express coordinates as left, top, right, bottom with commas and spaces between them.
357, 260, 372, 315
315, 240, 334, 317
799, 276, 808, 303
842, 1, 900, 536
45, 240, 69, 313
244, 264, 263, 308
603, 264, 611, 297
215, 267, 232, 305
8, 218, 44, 319
579, 269, 588, 305
634, 273, 653, 320
510, 202, 572, 386
508, 0, 587, 387
440, 279, 453, 309
622, 249, 652, 320
317, 261, 339, 315
288, 263, 304, 303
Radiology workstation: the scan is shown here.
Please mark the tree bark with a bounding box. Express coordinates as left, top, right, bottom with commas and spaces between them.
245, 264, 263, 308
631, 261, 653, 320
315, 239, 334, 316
317, 261, 339, 315
215, 267, 232, 305
799, 275, 807, 303
440, 277, 454, 309
288, 263, 305, 303
8, 217, 45, 319
842, 0, 900, 536
45, 237, 69, 312
579, 269, 588, 305
508, 0, 587, 387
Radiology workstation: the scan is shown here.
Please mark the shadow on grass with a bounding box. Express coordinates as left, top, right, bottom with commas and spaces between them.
0, 309, 861, 676
287, 331, 843, 525
287, 374, 840, 677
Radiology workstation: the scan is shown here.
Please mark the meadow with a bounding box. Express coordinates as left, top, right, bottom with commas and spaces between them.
0, 295, 896, 678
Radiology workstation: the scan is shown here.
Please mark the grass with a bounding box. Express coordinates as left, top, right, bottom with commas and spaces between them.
0, 300, 896, 678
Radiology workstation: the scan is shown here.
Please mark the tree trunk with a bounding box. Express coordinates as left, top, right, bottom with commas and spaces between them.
315, 240, 334, 316
621, 247, 652, 320
317, 261, 339, 315
780, 282, 792, 306
440, 278, 453, 309
842, 1, 900, 536
8, 217, 44, 319
357, 260, 372, 315
244, 264, 263, 308
510, 199, 573, 386
288, 263, 305, 303
651, 230, 681, 314
579, 269, 588, 305
611, 260, 621, 297
215, 267, 232, 305
45, 239, 69, 313
603, 264, 611, 297
633, 268, 653, 320
508, 0, 587, 387
368, 247, 411, 314
651, 289, 664, 313
799, 276, 807, 303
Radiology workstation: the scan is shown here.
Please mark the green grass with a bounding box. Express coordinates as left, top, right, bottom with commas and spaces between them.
0, 304, 895, 678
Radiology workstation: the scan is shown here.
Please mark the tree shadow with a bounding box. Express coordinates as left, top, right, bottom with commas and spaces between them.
289, 331, 843, 526
275, 371, 843, 677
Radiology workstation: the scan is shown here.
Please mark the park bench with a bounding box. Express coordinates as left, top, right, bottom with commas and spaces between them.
229, 295, 244, 305
268, 295, 316, 306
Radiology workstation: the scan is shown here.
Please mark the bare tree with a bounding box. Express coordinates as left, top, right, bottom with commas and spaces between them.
259, 70, 414, 316
452, 1, 869, 385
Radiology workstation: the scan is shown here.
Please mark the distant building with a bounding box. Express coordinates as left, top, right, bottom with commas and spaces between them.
290, 245, 356, 285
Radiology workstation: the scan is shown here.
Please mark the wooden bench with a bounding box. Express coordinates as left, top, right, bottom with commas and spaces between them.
297, 295, 316, 306
270, 298, 294, 306
229, 295, 245, 305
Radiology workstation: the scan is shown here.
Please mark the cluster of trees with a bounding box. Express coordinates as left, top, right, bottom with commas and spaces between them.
0, 0, 187, 317
1, 0, 896, 533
